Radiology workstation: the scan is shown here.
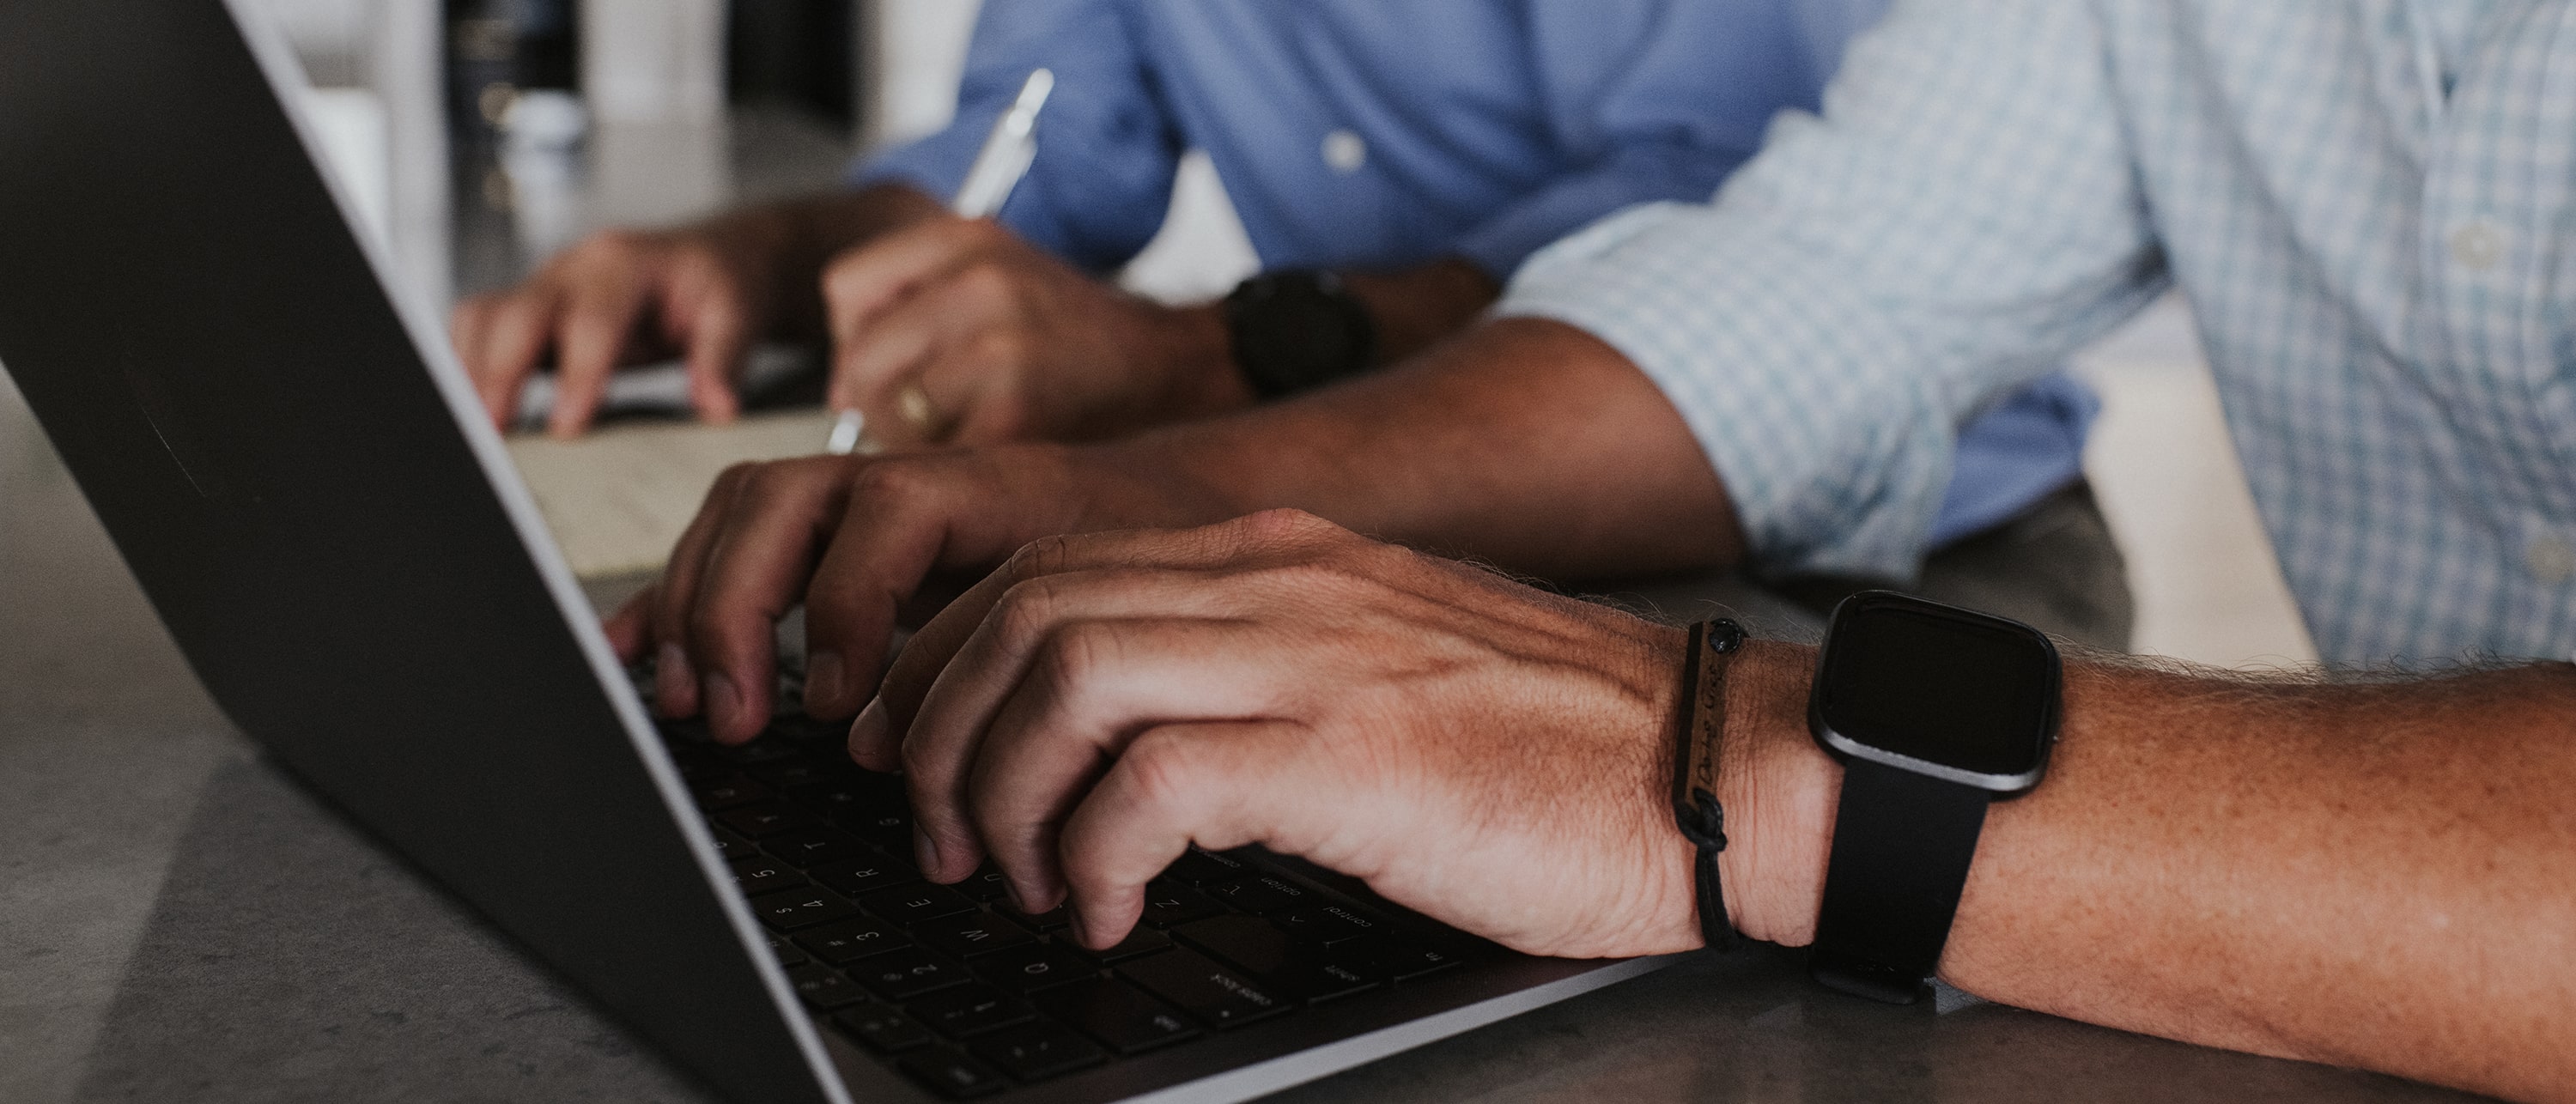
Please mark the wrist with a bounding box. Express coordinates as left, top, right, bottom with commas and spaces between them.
1144, 301, 1252, 422
1714, 640, 1835, 947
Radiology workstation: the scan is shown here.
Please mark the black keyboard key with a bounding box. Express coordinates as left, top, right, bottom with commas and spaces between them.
690, 773, 773, 810
766, 931, 808, 967
1349, 935, 1463, 980
748, 887, 860, 931
862, 883, 978, 925
658, 718, 716, 745
1174, 915, 1382, 1003
1139, 880, 1224, 928
714, 740, 800, 766
706, 824, 763, 862
1000, 902, 1072, 931
838, 807, 917, 849
1035, 976, 1200, 1054
905, 982, 1033, 1039
1116, 948, 1291, 1028
787, 773, 906, 819
975, 943, 1095, 993
729, 856, 806, 896
796, 915, 911, 964
1064, 925, 1171, 964
849, 947, 971, 1000
914, 911, 1036, 959
719, 800, 820, 840
785, 962, 869, 1010
1274, 903, 1387, 946
971, 1020, 1106, 1082
762, 828, 873, 868
748, 759, 844, 790
1200, 875, 1311, 915
833, 1002, 934, 1053
1162, 848, 1253, 887
898, 1047, 1007, 1099
811, 853, 920, 896
1172, 914, 1295, 974
956, 866, 1015, 902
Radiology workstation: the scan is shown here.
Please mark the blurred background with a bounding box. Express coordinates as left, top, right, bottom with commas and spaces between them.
242, 0, 2318, 670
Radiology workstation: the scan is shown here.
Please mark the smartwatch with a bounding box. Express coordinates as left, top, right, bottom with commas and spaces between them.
1806, 591, 2062, 1004
1222, 270, 1376, 398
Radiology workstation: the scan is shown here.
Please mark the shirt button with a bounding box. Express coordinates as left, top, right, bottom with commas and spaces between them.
2529, 536, 2576, 585
2449, 220, 2506, 271
1321, 129, 1367, 173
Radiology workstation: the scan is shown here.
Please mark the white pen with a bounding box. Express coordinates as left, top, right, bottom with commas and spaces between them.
827, 68, 1055, 455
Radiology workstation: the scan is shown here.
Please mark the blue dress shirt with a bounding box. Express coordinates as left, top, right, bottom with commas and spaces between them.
854, 0, 2095, 550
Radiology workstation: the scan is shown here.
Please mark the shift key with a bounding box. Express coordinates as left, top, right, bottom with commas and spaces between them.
1115, 949, 1291, 1028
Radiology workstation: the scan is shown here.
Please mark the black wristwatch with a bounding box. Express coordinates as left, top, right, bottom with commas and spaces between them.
1806, 591, 2063, 1004
1222, 270, 1377, 399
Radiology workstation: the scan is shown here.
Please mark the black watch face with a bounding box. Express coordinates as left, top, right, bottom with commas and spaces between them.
1811, 592, 2060, 789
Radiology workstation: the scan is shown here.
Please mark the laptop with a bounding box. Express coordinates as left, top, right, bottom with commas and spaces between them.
0, 2, 1668, 1100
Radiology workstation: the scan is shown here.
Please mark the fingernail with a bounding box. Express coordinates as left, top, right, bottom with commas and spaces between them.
805, 651, 846, 713
704, 672, 744, 739
849, 697, 888, 757
656, 644, 693, 713
912, 826, 942, 878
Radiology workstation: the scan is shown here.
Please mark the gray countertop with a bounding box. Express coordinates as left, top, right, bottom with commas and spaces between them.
0, 365, 2481, 1103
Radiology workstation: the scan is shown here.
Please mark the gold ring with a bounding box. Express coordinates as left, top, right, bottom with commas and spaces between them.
895, 381, 939, 431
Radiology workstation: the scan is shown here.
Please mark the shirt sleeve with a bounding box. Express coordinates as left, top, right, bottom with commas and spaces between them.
1496, 0, 2167, 579
849, 0, 1183, 272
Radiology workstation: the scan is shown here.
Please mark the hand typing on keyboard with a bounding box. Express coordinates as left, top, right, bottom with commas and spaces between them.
844, 509, 1828, 960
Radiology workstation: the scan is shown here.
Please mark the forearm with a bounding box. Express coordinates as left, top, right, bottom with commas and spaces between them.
1722, 652, 2576, 1101
1113, 316, 1746, 579
1341, 256, 1503, 366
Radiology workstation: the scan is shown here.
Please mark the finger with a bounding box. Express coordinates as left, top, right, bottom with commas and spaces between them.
546, 274, 653, 438
604, 587, 653, 663
667, 259, 750, 425
1058, 720, 1329, 949
962, 619, 1308, 910
650, 463, 758, 719
799, 461, 983, 731
913, 331, 1032, 446
468, 290, 562, 429
685, 456, 857, 743
897, 568, 1274, 882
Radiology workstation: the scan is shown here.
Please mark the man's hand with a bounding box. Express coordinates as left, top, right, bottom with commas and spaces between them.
846, 508, 1800, 959
600, 443, 1241, 743
450, 185, 942, 437
451, 224, 783, 437
820, 216, 1243, 447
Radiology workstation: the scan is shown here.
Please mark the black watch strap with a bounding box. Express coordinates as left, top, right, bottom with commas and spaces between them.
1224, 270, 1376, 399
1807, 758, 1992, 1004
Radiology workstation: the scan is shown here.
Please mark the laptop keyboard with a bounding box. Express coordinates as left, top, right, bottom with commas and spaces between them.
654, 700, 1485, 1099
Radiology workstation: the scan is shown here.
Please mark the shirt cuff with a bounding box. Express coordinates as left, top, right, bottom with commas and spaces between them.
1495, 203, 1957, 580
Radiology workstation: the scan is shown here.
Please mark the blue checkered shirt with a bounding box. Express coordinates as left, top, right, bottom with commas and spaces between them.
1500, 0, 2576, 665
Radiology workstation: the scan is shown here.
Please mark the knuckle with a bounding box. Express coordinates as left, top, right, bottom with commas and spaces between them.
989, 578, 1061, 644
898, 732, 944, 783
1119, 731, 1207, 815
1035, 620, 1119, 693
847, 457, 932, 507
1237, 507, 1336, 543
1005, 533, 1078, 584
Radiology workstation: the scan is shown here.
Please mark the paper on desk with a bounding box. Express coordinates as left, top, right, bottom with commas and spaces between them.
505, 409, 835, 579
